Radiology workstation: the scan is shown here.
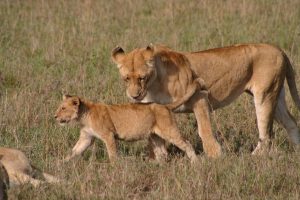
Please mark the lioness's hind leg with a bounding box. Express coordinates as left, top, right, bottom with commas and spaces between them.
275, 88, 300, 146
252, 92, 279, 155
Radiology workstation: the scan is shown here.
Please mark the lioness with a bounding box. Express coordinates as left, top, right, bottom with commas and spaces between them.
111, 43, 300, 157
54, 80, 204, 163
0, 147, 60, 187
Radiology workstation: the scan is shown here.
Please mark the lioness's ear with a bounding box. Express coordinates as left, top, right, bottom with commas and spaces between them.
144, 43, 155, 62
71, 97, 80, 106
111, 46, 125, 65
146, 43, 154, 52
63, 94, 72, 100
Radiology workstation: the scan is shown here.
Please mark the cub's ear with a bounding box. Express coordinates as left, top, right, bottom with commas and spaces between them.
71, 96, 80, 106
111, 46, 125, 65
63, 94, 72, 100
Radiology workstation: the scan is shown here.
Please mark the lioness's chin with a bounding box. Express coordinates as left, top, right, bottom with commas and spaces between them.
128, 92, 148, 102
137, 94, 147, 101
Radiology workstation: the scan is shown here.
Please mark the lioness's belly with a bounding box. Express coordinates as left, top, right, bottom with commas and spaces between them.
207, 79, 249, 109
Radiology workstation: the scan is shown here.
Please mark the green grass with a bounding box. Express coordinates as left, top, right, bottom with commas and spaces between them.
1, 0, 300, 199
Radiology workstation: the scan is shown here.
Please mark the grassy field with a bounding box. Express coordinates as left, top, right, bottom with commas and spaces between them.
1, 0, 300, 199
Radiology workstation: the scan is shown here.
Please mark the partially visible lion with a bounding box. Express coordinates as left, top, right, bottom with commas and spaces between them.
0, 161, 9, 200
0, 147, 60, 187
54, 80, 205, 163
111, 43, 300, 157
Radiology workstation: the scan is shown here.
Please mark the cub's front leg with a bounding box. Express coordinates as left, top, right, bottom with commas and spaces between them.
65, 129, 93, 161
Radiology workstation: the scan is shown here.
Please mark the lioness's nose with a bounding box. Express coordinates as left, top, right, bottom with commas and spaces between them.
131, 92, 142, 99
132, 95, 140, 99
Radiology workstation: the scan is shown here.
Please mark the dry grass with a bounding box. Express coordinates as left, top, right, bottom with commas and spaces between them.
1, 0, 300, 199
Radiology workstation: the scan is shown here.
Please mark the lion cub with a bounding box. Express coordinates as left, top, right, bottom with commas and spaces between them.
55, 80, 206, 163
0, 147, 60, 187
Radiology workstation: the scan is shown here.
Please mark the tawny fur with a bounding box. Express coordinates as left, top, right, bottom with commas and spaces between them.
54, 91, 204, 163
0, 147, 61, 187
111, 43, 300, 157
0, 161, 8, 200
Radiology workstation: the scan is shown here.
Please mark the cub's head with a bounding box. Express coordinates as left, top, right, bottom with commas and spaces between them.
111, 44, 157, 101
54, 95, 81, 125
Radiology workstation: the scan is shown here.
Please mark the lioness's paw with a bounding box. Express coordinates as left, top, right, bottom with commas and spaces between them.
205, 142, 222, 158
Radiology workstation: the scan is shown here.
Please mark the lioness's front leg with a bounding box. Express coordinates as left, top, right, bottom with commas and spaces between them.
65, 130, 93, 161
192, 94, 222, 158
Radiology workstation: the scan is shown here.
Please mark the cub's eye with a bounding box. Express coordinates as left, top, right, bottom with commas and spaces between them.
61, 107, 66, 110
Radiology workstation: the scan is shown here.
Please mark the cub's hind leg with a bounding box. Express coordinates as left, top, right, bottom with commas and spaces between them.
148, 134, 168, 161
100, 131, 118, 162
154, 108, 198, 163
154, 127, 198, 163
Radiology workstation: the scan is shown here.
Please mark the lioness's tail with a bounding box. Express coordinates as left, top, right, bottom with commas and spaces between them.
166, 78, 208, 111
285, 53, 300, 110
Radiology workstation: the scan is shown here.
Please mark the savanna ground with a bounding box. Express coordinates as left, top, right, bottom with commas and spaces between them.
0, 0, 300, 199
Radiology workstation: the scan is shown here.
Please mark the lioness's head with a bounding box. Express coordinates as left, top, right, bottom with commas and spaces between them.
111, 45, 157, 101
54, 95, 81, 125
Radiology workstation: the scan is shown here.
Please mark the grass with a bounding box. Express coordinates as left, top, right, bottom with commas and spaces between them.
0, 0, 300, 199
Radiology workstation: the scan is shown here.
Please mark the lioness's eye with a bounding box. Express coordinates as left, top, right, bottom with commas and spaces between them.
61, 107, 66, 110
124, 77, 130, 82
139, 77, 146, 82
